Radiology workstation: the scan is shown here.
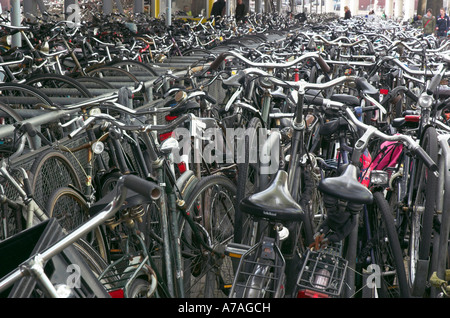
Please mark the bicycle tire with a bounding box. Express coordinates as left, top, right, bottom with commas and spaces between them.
368, 191, 410, 298
30, 149, 82, 212
409, 126, 438, 296
236, 116, 263, 246
45, 186, 108, 261
87, 66, 149, 104
24, 73, 93, 99
86, 66, 140, 84
73, 238, 109, 277
74, 76, 115, 89
0, 82, 54, 108
127, 278, 151, 298
107, 59, 158, 77
181, 174, 237, 298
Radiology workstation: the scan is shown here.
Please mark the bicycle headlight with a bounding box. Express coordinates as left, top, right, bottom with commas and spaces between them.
370, 170, 389, 187
89, 107, 102, 116
160, 137, 179, 155
418, 93, 433, 109
91, 141, 104, 155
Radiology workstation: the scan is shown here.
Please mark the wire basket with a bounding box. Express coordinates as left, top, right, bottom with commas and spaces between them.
229, 237, 285, 298
296, 247, 348, 298
98, 253, 154, 298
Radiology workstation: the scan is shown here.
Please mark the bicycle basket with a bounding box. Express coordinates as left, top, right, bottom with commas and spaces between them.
229, 237, 285, 298
296, 248, 348, 298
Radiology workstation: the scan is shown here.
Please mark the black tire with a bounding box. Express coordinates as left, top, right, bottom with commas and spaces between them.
409, 126, 438, 296
30, 150, 82, 213
25, 73, 93, 99
87, 66, 140, 85
181, 174, 237, 297
74, 76, 115, 90
369, 191, 410, 298
107, 60, 158, 77
0, 82, 54, 108
45, 186, 108, 261
236, 117, 263, 246
87, 66, 149, 105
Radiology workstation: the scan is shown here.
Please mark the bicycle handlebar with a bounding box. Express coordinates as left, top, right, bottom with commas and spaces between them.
344, 107, 439, 176
223, 67, 355, 91
208, 51, 331, 73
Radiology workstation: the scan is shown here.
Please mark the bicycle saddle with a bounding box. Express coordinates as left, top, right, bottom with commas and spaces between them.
239, 170, 304, 223
355, 77, 378, 96
319, 117, 348, 136
89, 187, 152, 216
329, 94, 360, 107
318, 164, 373, 204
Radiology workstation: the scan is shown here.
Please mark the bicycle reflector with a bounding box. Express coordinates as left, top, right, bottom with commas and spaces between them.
297, 289, 329, 298
108, 289, 125, 298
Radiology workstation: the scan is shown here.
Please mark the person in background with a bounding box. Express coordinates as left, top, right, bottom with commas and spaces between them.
210, 0, 226, 20
235, 0, 246, 23
183, 5, 192, 16
344, 6, 351, 19
436, 7, 449, 38
422, 8, 436, 36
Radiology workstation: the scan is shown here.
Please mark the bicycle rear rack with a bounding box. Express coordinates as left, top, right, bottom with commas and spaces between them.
296, 246, 348, 298
229, 237, 286, 298
99, 252, 156, 298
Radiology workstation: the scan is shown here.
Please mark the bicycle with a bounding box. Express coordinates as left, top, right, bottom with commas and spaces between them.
0, 174, 162, 298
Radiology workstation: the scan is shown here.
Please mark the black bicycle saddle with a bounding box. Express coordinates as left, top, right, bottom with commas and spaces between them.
89, 187, 151, 216
319, 117, 349, 136
239, 170, 304, 223
318, 164, 373, 204
329, 94, 360, 106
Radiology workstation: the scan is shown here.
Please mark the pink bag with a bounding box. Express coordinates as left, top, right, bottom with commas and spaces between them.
360, 140, 404, 187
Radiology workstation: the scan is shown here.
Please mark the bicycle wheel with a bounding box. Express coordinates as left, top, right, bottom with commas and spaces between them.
30, 149, 82, 212
87, 66, 140, 86
24, 73, 93, 100
107, 60, 158, 78
0, 82, 54, 109
409, 126, 438, 296
89, 65, 149, 106
181, 174, 237, 298
236, 117, 263, 246
365, 191, 410, 298
74, 76, 115, 90
127, 278, 151, 298
46, 186, 108, 261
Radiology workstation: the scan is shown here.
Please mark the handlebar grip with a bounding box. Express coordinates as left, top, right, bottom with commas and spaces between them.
190, 66, 206, 74
316, 55, 331, 74
427, 73, 443, 95
413, 146, 439, 176
304, 94, 324, 106
208, 53, 226, 71
122, 174, 162, 200
22, 122, 37, 138
144, 113, 190, 132
405, 89, 419, 103
367, 42, 375, 55
203, 92, 217, 105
